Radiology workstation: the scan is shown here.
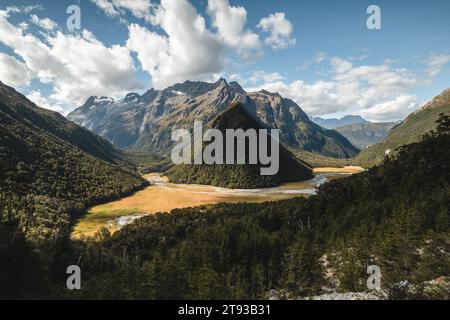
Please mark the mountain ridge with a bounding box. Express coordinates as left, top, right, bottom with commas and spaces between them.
334, 122, 398, 149
311, 115, 370, 129
67, 79, 359, 159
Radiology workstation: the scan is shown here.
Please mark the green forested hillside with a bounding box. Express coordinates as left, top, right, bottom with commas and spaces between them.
0, 82, 148, 242
2, 115, 447, 299
167, 102, 313, 188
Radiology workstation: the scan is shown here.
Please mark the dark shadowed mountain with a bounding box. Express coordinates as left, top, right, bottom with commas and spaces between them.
67, 79, 359, 159
166, 102, 313, 188
311, 115, 370, 129
356, 87, 450, 166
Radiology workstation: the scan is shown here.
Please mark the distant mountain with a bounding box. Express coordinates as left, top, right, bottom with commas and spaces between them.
0, 81, 147, 239
311, 115, 370, 129
356, 87, 450, 166
334, 122, 398, 149
68, 79, 359, 159
166, 102, 313, 188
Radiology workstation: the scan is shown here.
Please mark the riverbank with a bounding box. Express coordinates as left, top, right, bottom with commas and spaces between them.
71, 167, 364, 239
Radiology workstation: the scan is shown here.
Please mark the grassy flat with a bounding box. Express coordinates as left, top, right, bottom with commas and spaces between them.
71, 169, 356, 239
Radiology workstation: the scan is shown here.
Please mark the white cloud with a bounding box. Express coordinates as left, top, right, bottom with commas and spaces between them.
127, 0, 226, 89
257, 12, 296, 50
26, 90, 64, 113
30, 14, 57, 30
298, 52, 327, 71
331, 57, 353, 73
90, 0, 293, 89
5, 5, 43, 15
207, 0, 261, 56
424, 53, 450, 77
249, 71, 284, 84
0, 9, 142, 106
358, 95, 417, 122
90, 0, 154, 22
246, 58, 419, 121
0, 52, 31, 87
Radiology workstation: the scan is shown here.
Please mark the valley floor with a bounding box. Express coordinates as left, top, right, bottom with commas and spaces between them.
71, 167, 364, 239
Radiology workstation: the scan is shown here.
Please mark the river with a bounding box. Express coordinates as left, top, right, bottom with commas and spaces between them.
71, 167, 364, 239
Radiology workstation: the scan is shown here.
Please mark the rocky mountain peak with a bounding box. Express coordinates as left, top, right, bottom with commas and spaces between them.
216, 77, 228, 86
124, 92, 141, 101
229, 81, 246, 94
68, 78, 359, 158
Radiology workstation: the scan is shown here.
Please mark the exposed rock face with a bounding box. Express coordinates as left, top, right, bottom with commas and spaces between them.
265, 289, 386, 300
68, 79, 359, 158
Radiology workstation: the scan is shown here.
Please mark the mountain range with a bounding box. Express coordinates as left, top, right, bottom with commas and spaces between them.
311, 115, 370, 129
68, 79, 359, 159
312, 115, 398, 149
333, 122, 398, 149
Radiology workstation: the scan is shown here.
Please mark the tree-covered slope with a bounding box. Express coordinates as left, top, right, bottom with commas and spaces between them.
166, 102, 313, 188
2, 114, 448, 299
0, 82, 148, 241
48, 115, 449, 300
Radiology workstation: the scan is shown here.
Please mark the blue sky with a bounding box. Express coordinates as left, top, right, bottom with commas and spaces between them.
0, 0, 449, 121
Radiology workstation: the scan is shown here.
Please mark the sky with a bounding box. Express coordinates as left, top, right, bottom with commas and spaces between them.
0, 0, 449, 121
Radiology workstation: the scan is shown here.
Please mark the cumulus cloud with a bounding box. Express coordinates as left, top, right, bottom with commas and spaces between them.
127, 0, 226, 89
30, 14, 57, 30
249, 71, 285, 84
89, 0, 295, 89
0, 8, 141, 106
358, 95, 417, 122
424, 53, 450, 77
90, 0, 154, 22
0, 52, 31, 87
257, 12, 296, 50
246, 57, 419, 121
1, 0, 296, 109
207, 0, 261, 57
